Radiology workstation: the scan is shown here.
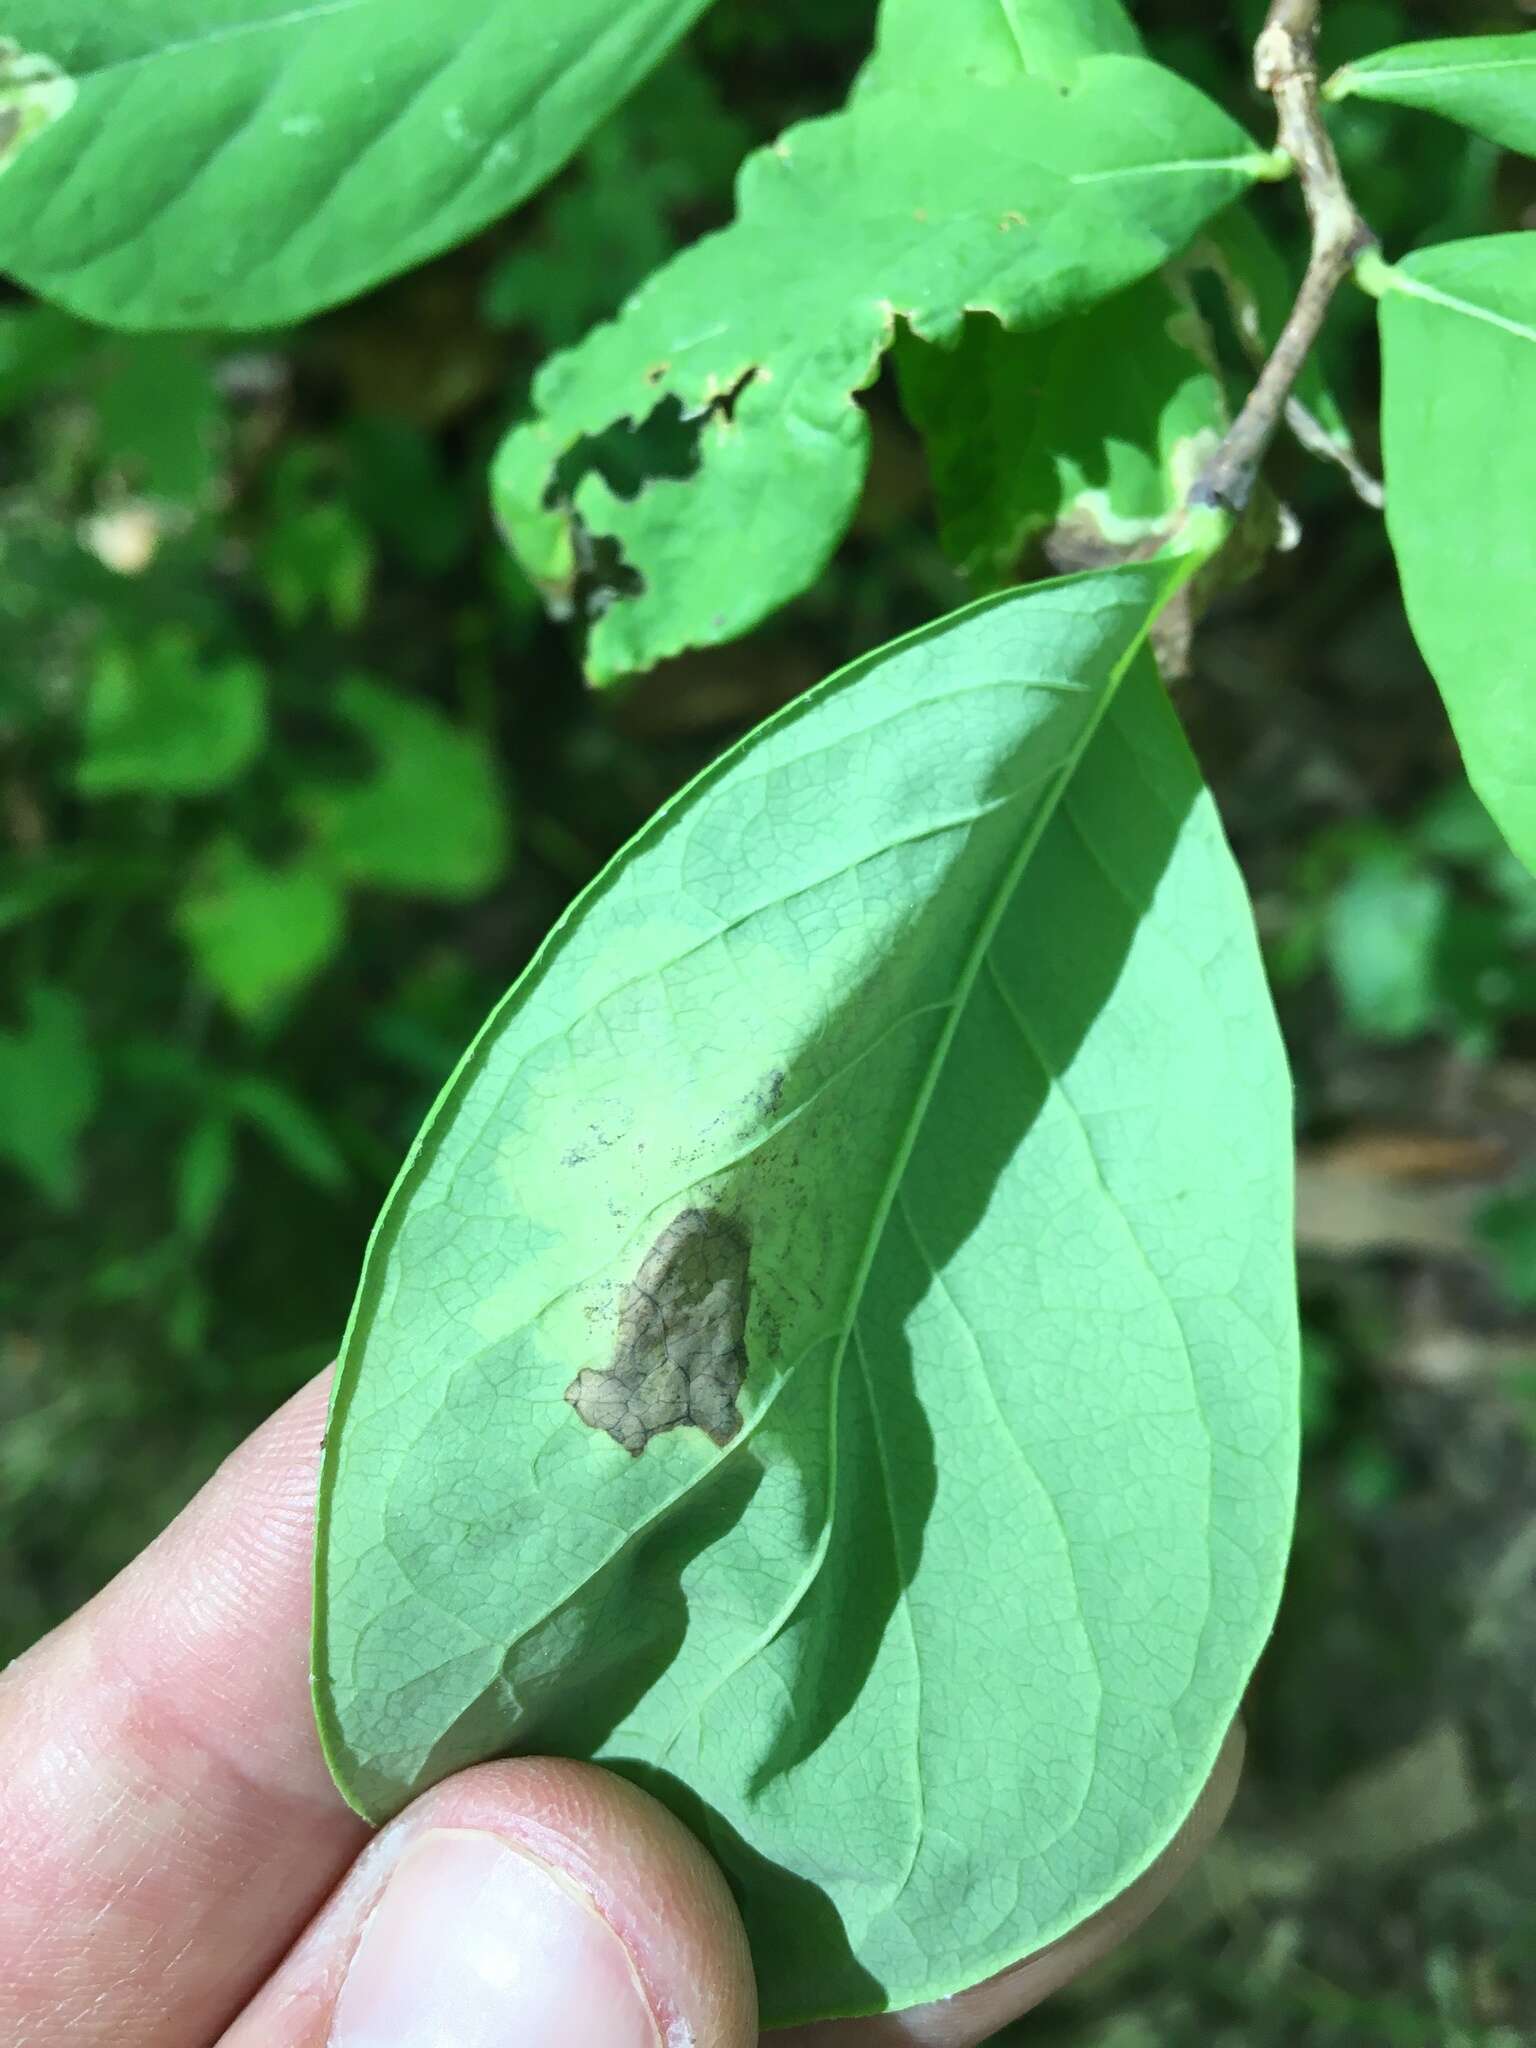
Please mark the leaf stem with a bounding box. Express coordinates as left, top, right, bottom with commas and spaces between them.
1189, 0, 1376, 512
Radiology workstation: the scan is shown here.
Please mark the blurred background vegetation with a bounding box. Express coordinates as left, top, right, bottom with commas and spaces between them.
3, 0, 1535, 2039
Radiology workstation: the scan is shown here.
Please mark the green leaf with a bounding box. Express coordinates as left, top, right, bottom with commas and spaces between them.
1327, 34, 1536, 157
259, 500, 372, 632
177, 841, 343, 1021
314, 559, 1298, 2023
1322, 847, 1447, 1041
1376, 234, 1536, 877
0, 982, 98, 1206
305, 677, 511, 898
0, 1, 719, 330
223, 1075, 348, 1189
480, 52, 748, 354
863, 0, 1141, 91
176, 1114, 234, 1240
493, 56, 1266, 682
78, 630, 266, 797
894, 273, 1226, 587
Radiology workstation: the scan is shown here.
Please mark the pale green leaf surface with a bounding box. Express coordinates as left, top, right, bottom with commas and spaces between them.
78, 631, 266, 797
177, 841, 343, 1019
894, 274, 1226, 586
0, 983, 98, 1206
314, 561, 1298, 2021
0, 0, 716, 329
1328, 34, 1536, 156
1378, 235, 1536, 876
305, 678, 510, 899
492, 57, 1264, 682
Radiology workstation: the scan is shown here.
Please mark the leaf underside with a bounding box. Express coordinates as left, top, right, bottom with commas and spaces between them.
1379, 234, 1536, 879
314, 561, 1298, 2024
0, 0, 716, 329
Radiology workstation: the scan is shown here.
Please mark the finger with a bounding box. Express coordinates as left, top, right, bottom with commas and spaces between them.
219, 1755, 757, 2048
778, 1719, 1245, 2048
0, 1370, 367, 2047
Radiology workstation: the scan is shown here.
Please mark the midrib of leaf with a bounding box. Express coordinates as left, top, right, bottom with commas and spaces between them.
1071, 153, 1275, 185
1339, 53, 1536, 90
322, 566, 1194, 1804
1387, 268, 1536, 348
652, 577, 1194, 1782
740, 575, 1190, 1801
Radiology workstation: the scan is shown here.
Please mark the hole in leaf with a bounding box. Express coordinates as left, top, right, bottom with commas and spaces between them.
548, 371, 760, 509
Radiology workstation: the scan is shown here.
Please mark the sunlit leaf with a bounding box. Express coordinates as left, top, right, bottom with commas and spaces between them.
493, 56, 1266, 681
862, 0, 1140, 90
0, 1, 719, 328
1327, 34, 1536, 157
314, 559, 1298, 2024
1377, 234, 1536, 876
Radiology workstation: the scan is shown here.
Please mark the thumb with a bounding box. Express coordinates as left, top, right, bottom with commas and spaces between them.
221, 1757, 757, 2048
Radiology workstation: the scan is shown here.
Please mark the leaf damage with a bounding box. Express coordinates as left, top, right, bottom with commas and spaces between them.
566, 1206, 751, 1455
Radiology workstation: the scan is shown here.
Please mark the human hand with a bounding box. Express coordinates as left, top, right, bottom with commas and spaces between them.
0, 1370, 1240, 2045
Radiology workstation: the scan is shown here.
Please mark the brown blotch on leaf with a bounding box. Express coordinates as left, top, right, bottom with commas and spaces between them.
566, 1206, 750, 1456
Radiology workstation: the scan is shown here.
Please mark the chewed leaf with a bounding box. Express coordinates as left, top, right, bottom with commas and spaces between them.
313, 559, 1299, 2024
492, 56, 1266, 683
0, 0, 715, 328
1377, 235, 1536, 878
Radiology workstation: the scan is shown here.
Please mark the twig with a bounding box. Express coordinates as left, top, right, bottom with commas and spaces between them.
1190, 0, 1375, 512
1283, 394, 1384, 508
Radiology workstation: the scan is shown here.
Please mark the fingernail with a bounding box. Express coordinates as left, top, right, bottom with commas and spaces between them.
329, 1827, 662, 2048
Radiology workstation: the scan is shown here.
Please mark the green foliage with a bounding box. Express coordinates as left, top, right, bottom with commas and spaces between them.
1321, 844, 1447, 1041
862, 0, 1141, 87
302, 678, 509, 898
1327, 33, 1536, 155
0, 984, 97, 1205
78, 632, 266, 797
480, 51, 748, 354
494, 52, 1264, 681
0, 0, 719, 328
894, 274, 1226, 585
315, 560, 1298, 2019
176, 842, 345, 1024
1376, 235, 1536, 877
